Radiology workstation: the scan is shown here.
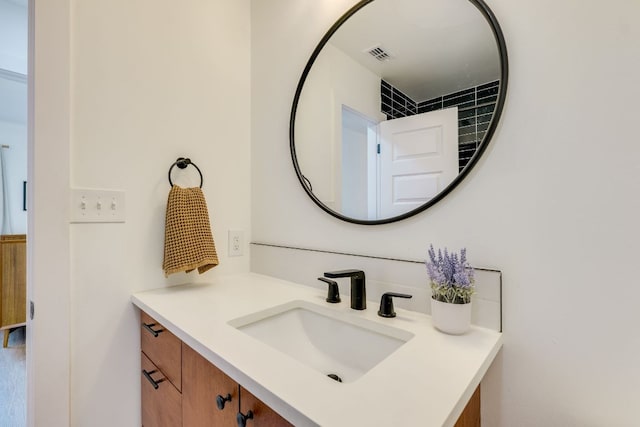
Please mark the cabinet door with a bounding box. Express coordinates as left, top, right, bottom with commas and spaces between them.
239, 387, 293, 427
141, 353, 182, 427
182, 343, 238, 426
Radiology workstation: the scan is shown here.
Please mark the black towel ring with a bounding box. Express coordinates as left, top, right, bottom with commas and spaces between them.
168, 157, 203, 188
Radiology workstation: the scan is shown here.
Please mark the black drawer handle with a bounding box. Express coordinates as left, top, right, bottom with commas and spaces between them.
142, 322, 164, 338
142, 369, 165, 389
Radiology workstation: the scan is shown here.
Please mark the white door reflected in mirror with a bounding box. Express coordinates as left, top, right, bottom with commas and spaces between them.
339, 106, 458, 220
379, 107, 458, 218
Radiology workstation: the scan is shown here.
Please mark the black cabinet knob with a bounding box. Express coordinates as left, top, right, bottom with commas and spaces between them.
237, 410, 254, 427
216, 393, 232, 410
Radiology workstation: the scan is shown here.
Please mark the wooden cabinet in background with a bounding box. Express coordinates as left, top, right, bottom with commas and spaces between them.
0, 234, 26, 347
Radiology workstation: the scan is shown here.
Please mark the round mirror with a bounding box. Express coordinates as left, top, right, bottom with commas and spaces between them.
290, 0, 508, 224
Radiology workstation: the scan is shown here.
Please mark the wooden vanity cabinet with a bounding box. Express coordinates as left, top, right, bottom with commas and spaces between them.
141, 311, 292, 427
141, 310, 478, 426
182, 342, 292, 427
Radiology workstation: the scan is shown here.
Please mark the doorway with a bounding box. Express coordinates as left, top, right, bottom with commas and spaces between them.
341, 106, 379, 220
0, 0, 29, 425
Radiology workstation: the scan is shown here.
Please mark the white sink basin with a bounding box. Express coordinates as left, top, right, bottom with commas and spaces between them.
228, 300, 414, 383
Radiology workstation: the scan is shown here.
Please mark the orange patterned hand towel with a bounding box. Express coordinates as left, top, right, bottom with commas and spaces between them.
163, 185, 219, 276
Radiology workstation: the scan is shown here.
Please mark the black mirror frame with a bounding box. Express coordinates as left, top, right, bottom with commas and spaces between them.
290, 0, 508, 225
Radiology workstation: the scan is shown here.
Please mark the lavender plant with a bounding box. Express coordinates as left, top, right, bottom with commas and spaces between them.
426, 245, 475, 304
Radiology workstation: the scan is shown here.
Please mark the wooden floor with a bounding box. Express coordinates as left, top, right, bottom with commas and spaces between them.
0, 327, 26, 427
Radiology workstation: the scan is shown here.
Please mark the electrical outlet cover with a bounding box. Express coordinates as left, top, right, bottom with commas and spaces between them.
228, 230, 243, 257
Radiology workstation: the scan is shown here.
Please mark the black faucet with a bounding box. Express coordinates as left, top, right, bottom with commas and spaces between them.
323, 269, 366, 310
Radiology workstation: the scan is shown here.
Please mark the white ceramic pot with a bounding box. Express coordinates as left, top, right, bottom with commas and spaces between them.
431, 298, 472, 335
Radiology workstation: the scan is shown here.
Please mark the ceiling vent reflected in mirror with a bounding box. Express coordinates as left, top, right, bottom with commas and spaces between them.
365, 45, 394, 62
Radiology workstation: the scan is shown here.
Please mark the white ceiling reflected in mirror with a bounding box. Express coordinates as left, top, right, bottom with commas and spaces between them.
0, 70, 27, 124
290, 0, 508, 224
0, 0, 28, 124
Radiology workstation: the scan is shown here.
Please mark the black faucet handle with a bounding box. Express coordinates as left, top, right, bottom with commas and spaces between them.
318, 278, 341, 303
323, 269, 365, 279
378, 292, 413, 318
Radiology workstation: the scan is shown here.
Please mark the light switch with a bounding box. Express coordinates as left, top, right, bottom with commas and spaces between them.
70, 189, 126, 223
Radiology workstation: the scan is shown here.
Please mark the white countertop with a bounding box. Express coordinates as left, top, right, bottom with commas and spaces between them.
131, 273, 502, 426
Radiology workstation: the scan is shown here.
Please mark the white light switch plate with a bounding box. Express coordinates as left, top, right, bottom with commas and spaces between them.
70, 188, 126, 223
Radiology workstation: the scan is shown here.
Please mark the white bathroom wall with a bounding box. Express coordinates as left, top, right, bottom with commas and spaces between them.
68, 1, 251, 424
31, 0, 251, 425
251, 0, 640, 426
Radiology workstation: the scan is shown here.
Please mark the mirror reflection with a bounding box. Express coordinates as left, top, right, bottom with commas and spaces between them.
292, 0, 506, 223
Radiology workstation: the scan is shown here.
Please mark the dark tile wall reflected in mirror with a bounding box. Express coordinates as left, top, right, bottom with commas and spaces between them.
381, 80, 499, 171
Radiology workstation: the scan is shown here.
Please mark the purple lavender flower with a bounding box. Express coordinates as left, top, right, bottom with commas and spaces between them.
460, 248, 467, 265
425, 244, 475, 304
